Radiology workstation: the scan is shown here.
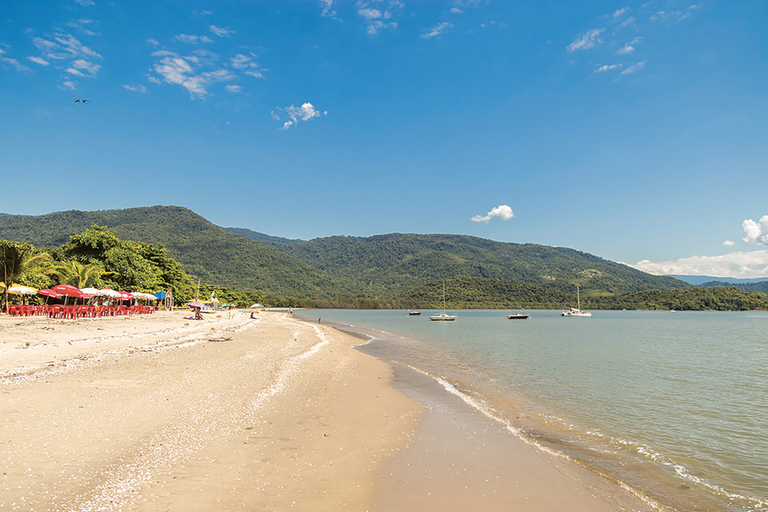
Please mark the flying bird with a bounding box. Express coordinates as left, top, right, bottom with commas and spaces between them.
74, 99, 89, 104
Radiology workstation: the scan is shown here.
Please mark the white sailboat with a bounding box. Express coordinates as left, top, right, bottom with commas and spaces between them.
430, 280, 457, 321
561, 285, 592, 317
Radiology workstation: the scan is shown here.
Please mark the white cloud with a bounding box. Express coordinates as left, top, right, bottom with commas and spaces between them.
60, 80, 77, 90
357, 1, 403, 35
613, 7, 629, 19
0, 49, 31, 73
471, 205, 514, 223
230, 53, 264, 78
621, 61, 646, 74
123, 84, 147, 93
147, 38, 160, 47
632, 251, 768, 279
742, 215, 768, 245
274, 102, 327, 130
175, 34, 213, 44
422, 22, 453, 39
210, 25, 235, 37
450, 7, 463, 14
594, 63, 621, 73
617, 37, 642, 55
74, 0, 95, 6
723, 240, 735, 246
320, 0, 336, 17
151, 51, 234, 99
567, 28, 605, 52
28, 56, 49, 66
650, 4, 700, 22
225, 84, 242, 93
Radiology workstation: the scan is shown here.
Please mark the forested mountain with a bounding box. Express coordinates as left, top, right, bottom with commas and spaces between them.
0, 206, 357, 297
585, 286, 768, 311
700, 280, 768, 294
263, 233, 689, 297
0, 205, 690, 301
223, 227, 304, 245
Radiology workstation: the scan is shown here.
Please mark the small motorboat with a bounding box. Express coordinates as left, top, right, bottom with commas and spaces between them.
408, 310, 421, 316
507, 313, 530, 320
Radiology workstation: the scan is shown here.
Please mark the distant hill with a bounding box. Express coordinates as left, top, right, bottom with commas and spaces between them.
700, 281, 768, 294
668, 274, 768, 285
223, 227, 304, 245
263, 233, 689, 297
0, 206, 357, 297
586, 286, 768, 311
0, 205, 690, 301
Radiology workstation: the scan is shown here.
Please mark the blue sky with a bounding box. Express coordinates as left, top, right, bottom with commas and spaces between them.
1, 0, 767, 277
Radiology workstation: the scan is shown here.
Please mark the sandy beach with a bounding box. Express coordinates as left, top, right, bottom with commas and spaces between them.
1, 310, 657, 511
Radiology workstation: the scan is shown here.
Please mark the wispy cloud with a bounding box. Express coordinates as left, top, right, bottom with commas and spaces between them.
650, 4, 700, 22
175, 34, 213, 44
567, 28, 605, 52
594, 63, 622, 73
123, 84, 147, 93
28, 32, 102, 88
616, 37, 642, 55
0, 48, 32, 73
621, 61, 646, 74
272, 102, 327, 130
723, 240, 735, 247
225, 84, 242, 93
230, 53, 264, 78
471, 205, 514, 223
150, 50, 237, 99
209, 25, 235, 37
742, 215, 768, 245
320, 0, 337, 18
632, 251, 768, 279
27, 55, 49, 66
356, 1, 403, 35
74, 0, 95, 6
422, 22, 453, 39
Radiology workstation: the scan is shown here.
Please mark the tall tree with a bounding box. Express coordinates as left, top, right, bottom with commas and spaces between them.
0, 240, 50, 311
54, 260, 102, 288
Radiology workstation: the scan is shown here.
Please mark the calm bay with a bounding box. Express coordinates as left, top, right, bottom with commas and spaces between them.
296, 309, 768, 511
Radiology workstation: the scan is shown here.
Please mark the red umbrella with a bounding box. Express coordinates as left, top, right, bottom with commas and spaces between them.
52, 285, 84, 298
118, 291, 134, 301
37, 289, 61, 299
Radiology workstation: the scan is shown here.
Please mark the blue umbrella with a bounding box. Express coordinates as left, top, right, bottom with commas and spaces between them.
154, 291, 167, 299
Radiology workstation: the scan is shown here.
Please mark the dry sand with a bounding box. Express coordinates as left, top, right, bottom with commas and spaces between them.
1, 310, 656, 511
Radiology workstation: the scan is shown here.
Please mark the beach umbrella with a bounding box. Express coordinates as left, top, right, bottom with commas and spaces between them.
99, 288, 122, 298
7, 285, 38, 295
154, 291, 167, 300
80, 287, 102, 295
37, 289, 61, 305
188, 300, 205, 308
249, 303, 264, 308
37, 289, 61, 299
52, 284, 84, 298
118, 291, 134, 300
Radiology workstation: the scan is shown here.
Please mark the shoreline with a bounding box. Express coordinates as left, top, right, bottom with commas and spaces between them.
316, 317, 663, 512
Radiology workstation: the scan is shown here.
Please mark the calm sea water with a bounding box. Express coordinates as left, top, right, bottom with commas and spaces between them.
297, 309, 768, 512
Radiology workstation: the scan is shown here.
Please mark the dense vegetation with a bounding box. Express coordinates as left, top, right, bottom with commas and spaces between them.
584, 287, 768, 311
2, 206, 767, 311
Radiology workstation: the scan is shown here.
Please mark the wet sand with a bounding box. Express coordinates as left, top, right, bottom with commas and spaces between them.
1, 310, 657, 511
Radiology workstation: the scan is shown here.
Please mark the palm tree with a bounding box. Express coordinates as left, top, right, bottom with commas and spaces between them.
1, 241, 51, 311
55, 260, 102, 289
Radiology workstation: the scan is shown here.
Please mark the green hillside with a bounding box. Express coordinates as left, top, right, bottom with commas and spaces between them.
0, 205, 691, 303
585, 286, 768, 311
265, 233, 689, 297
0, 206, 357, 298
